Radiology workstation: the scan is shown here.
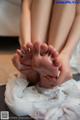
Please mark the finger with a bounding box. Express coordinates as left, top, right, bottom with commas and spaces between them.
17, 49, 23, 57
12, 54, 27, 71
21, 46, 26, 55
53, 57, 61, 67
12, 53, 20, 65
57, 70, 67, 85
40, 43, 48, 56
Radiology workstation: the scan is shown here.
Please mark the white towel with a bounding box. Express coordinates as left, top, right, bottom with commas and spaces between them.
5, 75, 80, 120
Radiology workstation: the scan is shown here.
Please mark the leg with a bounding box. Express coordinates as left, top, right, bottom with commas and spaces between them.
19, 0, 32, 46
13, 0, 59, 86
31, 0, 53, 43
56, 3, 80, 84
48, 1, 78, 85
30, 0, 61, 88
48, 0, 76, 52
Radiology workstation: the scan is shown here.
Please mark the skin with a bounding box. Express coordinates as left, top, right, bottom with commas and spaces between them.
48, 1, 76, 52
13, 0, 80, 88
32, 42, 61, 88
12, 43, 40, 84
31, 0, 53, 43
48, 2, 80, 85
12, 42, 60, 88
18, 0, 40, 83
13, 0, 60, 88
19, 0, 32, 46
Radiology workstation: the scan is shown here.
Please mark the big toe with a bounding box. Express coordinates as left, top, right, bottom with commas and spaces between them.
20, 43, 33, 59
48, 45, 61, 67
48, 45, 58, 58
26, 43, 33, 52
26, 43, 33, 57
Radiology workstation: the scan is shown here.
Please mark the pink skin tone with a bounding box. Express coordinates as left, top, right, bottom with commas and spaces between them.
32, 42, 61, 88
12, 43, 39, 84
12, 42, 61, 88
19, 1, 80, 88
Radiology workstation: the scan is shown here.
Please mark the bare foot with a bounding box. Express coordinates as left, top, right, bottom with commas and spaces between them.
32, 42, 61, 88
12, 43, 40, 84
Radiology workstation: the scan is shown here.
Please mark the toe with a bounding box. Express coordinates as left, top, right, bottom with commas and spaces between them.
26, 43, 33, 57
26, 43, 33, 51
40, 43, 48, 56
48, 45, 58, 59
48, 45, 61, 67
21, 47, 26, 55
17, 49, 23, 57
53, 57, 61, 67
20, 43, 33, 59
33, 42, 40, 56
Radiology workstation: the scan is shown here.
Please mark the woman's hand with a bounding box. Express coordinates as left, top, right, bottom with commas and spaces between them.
56, 52, 73, 85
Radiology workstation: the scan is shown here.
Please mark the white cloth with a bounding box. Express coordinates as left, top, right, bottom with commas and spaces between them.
70, 41, 80, 74
5, 75, 80, 120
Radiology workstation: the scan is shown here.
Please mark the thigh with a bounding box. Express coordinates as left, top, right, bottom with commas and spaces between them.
76, 3, 80, 14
